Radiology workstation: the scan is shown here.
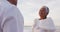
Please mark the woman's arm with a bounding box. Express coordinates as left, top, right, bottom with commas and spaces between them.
32, 19, 37, 32
43, 29, 55, 32
32, 19, 39, 32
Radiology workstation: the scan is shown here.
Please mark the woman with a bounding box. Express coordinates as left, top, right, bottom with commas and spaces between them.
32, 6, 55, 32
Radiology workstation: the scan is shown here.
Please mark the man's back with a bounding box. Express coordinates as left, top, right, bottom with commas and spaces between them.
0, 0, 24, 32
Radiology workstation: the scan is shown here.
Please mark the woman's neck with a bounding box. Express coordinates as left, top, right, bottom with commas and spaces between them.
40, 16, 47, 20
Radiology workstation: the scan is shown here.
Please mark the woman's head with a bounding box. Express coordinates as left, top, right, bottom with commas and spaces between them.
39, 6, 49, 19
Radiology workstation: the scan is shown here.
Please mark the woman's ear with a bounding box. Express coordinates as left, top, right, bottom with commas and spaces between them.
46, 13, 48, 16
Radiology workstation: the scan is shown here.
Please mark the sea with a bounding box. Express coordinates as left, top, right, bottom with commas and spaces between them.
24, 26, 60, 32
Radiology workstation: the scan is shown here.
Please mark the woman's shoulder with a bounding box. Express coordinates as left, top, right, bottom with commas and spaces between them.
34, 18, 40, 23
47, 17, 52, 19
47, 17, 53, 22
34, 18, 39, 21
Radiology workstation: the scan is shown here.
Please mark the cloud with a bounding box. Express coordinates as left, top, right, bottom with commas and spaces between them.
18, 0, 60, 26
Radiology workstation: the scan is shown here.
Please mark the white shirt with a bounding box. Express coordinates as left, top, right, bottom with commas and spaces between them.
0, 0, 24, 32
33, 17, 55, 32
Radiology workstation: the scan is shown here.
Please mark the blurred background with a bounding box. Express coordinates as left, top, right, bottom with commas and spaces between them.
17, 0, 60, 32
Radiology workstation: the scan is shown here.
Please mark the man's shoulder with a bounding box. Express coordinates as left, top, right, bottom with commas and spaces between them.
9, 4, 18, 9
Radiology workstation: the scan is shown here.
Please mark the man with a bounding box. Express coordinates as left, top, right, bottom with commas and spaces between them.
0, 0, 24, 32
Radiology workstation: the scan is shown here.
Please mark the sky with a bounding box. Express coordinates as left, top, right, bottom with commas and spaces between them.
17, 0, 60, 26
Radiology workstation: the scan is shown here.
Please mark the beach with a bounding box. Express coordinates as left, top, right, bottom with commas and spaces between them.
24, 26, 60, 32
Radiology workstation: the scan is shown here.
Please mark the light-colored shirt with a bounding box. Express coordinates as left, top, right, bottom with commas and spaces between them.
33, 17, 55, 32
0, 0, 24, 32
